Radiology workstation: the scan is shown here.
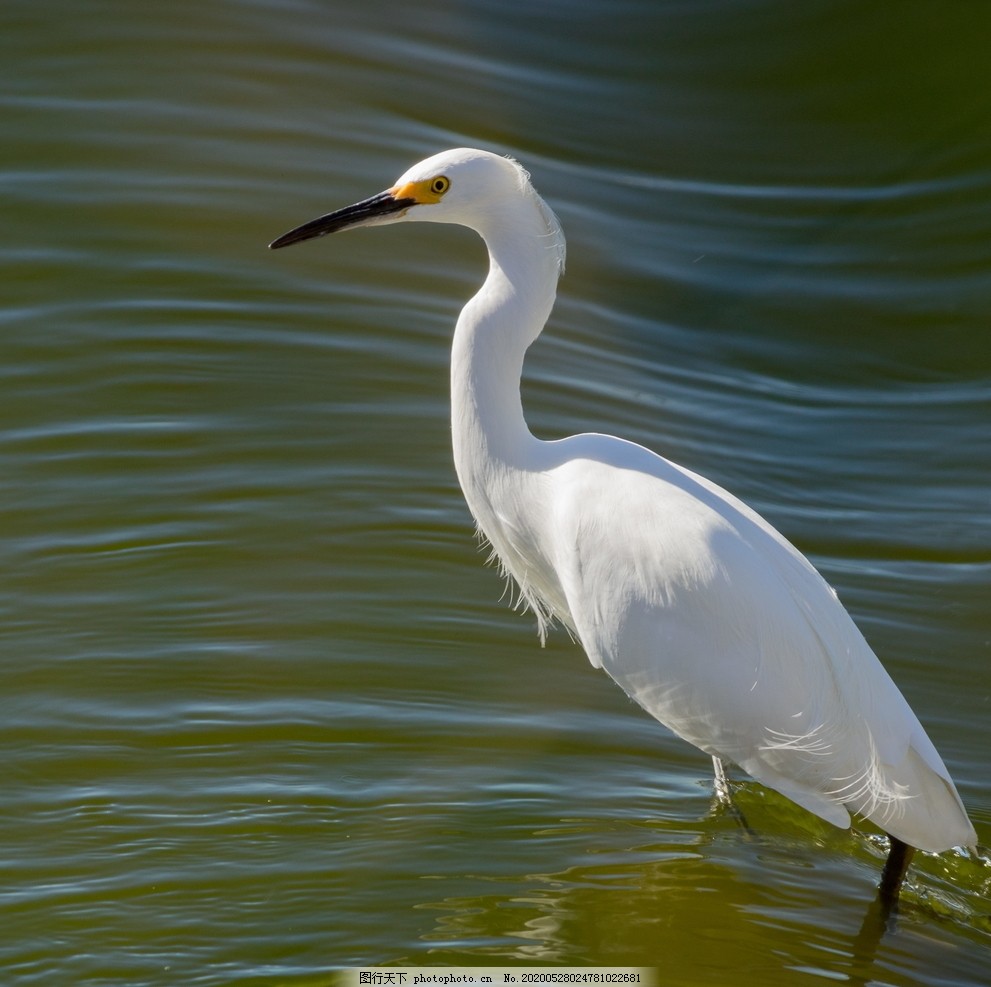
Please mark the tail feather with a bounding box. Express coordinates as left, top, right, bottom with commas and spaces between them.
854, 744, 976, 852
741, 736, 975, 852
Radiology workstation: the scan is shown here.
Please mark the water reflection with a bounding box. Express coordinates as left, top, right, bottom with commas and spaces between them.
407, 795, 991, 978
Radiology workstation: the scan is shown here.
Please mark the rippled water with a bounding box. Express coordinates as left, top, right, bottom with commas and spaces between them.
3, 2, 990, 984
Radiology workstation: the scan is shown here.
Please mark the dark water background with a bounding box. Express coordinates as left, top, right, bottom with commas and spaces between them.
3, 2, 990, 983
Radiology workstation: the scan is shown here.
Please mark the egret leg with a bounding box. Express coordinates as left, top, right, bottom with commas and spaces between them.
878, 834, 915, 908
855, 836, 916, 946
708, 755, 754, 835
712, 756, 731, 801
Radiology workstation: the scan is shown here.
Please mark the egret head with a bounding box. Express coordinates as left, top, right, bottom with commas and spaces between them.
269, 148, 557, 252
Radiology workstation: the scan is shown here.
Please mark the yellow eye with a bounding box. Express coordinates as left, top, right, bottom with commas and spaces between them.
390, 176, 451, 204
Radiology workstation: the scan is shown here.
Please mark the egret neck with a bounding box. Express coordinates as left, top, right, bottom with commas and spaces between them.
449, 197, 568, 634
450, 201, 563, 514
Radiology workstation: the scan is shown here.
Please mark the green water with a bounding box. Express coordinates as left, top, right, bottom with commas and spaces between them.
2, 1, 989, 984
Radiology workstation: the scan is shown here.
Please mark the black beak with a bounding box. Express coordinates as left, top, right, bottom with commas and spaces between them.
269, 190, 417, 250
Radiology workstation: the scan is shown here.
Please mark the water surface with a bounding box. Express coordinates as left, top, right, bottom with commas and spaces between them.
2, 2, 990, 984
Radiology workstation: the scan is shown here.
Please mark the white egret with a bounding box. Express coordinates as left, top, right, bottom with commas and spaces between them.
270, 148, 976, 903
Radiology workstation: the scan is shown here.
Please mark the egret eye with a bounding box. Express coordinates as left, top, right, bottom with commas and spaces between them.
430, 176, 450, 195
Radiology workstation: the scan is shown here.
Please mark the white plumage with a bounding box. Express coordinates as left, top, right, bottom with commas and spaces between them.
271, 147, 976, 885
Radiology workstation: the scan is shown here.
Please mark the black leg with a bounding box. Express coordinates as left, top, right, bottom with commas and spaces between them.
878, 834, 915, 908
852, 835, 916, 964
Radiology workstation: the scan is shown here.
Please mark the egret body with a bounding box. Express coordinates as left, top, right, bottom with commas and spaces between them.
271, 148, 976, 899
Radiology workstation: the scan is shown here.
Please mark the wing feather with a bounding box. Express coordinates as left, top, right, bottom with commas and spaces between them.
541, 434, 974, 850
